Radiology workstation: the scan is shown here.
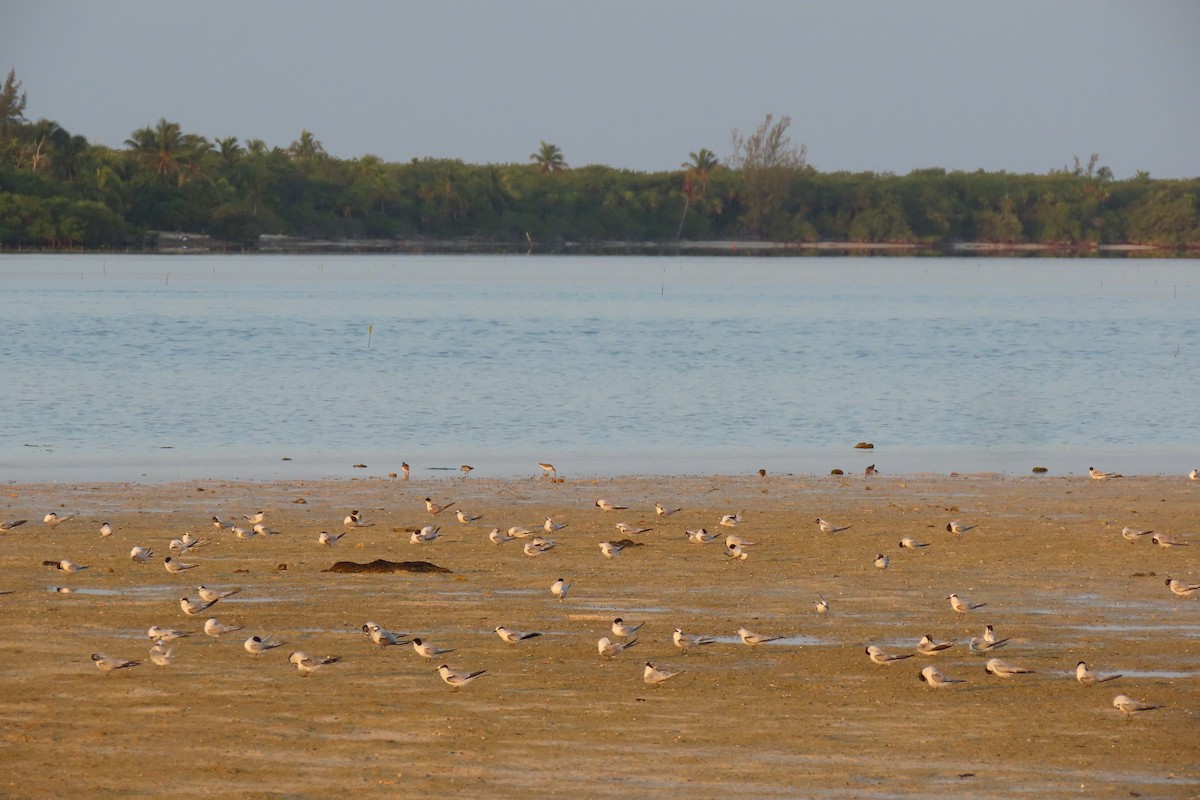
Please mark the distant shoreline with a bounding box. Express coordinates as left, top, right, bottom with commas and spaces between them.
2, 233, 1188, 257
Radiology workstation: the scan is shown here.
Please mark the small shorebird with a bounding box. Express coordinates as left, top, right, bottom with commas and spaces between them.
985, 658, 1035, 678
1088, 466, 1122, 480
598, 636, 639, 659
539, 462, 556, 479
866, 645, 913, 664
494, 626, 542, 644
948, 593, 986, 613
644, 662, 682, 685
917, 635, 954, 655
1112, 694, 1162, 719
424, 498, 455, 515
460, 465, 473, 476
672, 628, 715, 654
401, 462, 410, 480
289, 651, 341, 677
437, 664, 486, 690
738, 627, 784, 646
919, 665, 967, 688
1076, 661, 1122, 686
612, 618, 643, 638
92, 653, 140, 673
411, 638, 455, 659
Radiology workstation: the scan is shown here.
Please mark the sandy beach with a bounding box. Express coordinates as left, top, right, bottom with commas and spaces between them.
2, 471, 1198, 799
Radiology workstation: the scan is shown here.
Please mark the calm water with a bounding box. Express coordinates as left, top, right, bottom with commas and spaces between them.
1, 254, 1196, 482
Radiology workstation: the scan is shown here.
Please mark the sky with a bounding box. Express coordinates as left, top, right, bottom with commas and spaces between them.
4, 1, 1199, 179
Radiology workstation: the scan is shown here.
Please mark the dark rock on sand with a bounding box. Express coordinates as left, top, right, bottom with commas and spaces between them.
324, 559, 452, 574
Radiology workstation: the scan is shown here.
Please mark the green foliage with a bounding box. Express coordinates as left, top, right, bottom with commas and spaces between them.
0, 77, 1196, 252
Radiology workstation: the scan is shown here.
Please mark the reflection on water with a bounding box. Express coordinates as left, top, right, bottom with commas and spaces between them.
2, 254, 1197, 481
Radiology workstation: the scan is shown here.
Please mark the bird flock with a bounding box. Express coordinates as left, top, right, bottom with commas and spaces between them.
5, 463, 1197, 723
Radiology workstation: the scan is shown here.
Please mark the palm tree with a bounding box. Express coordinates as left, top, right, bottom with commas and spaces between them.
529, 141, 567, 174
677, 148, 720, 239
124, 118, 190, 178
288, 130, 326, 161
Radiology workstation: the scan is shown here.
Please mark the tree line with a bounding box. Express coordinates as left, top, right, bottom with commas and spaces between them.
1, 71, 1197, 252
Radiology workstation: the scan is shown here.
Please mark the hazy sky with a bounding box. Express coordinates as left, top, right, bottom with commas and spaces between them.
5, 1, 1199, 178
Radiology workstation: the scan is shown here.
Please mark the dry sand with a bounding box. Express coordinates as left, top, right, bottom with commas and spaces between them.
1, 472, 1198, 799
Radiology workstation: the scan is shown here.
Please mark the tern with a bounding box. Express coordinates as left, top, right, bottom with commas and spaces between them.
99, 522, 113, 537
919, 665, 966, 687
410, 526, 441, 544
231, 526, 255, 540
612, 618, 644, 638
148, 641, 174, 667
946, 520, 977, 535
725, 542, 750, 560
488, 528, 517, 545
242, 511, 266, 524
252, 523, 277, 536
985, 658, 1035, 678
212, 516, 233, 530
655, 502, 681, 517
169, 536, 208, 553
615, 522, 652, 535
551, 577, 572, 600
644, 662, 682, 685
543, 517, 569, 533
524, 539, 556, 557
816, 518, 850, 534
672, 628, 716, 654
0, 519, 28, 532
179, 596, 218, 616
899, 537, 929, 549
815, 595, 830, 614
163, 556, 198, 574
1088, 467, 1123, 480
424, 498, 455, 515
318, 531, 346, 546
362, 622, 409, 649
599, 541, 626, 559
1152, 534, 1188, 547
507, 526, 536, 538
411, 638, 455, 659
43, 512, 75, 528
595, 499, 628, 512
456, 510, 483, 524
916, 635, 955, 655
1076, 661, 1122, 686
289, 651, 341, 677
244, 634, 287, 655
1112, 694, 1162, 719
437, 664, 486, 690
948, 593, 986, 613
45, 559, 88, 574
92, 653, 140, 673
1166, 578, 1200, 597
203, 617, 244, 638
968, 636, 1011, 654
147, 626, 192, 641
197, 585, 241, 603
719, 512, 743, 527
343, 512, 373, 528
873, 553, 890, 570
1121, 526, 1153, 541
494, 626, 542, 644
738, 627, 785, 646
598, 636, 639, 658
129, 546, 155, 563
1190, 468, 1198, 481
685, 528, 721, 544
866, 645, 914, 664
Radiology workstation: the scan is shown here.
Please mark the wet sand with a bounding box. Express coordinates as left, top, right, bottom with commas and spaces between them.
2, 473, 1198, 798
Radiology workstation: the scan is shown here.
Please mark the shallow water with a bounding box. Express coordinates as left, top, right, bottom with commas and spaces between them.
2, 253, 1197, 481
